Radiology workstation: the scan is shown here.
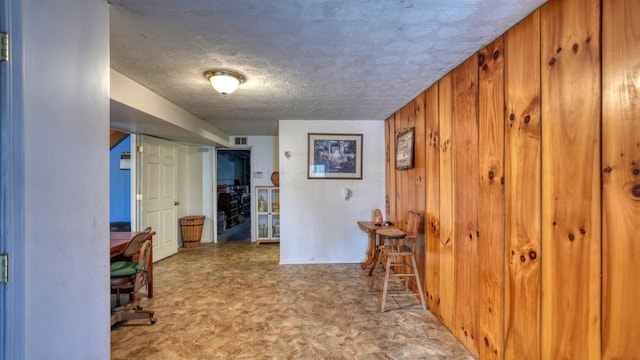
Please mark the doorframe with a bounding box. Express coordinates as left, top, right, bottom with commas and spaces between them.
131, 134, 140, 230
1, 1, 25, 359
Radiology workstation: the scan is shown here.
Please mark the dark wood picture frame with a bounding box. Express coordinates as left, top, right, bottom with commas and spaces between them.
307, 133, 363, 179
395, 127, 415, 170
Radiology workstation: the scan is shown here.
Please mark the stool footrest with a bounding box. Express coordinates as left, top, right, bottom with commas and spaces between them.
369, 252, 427, 312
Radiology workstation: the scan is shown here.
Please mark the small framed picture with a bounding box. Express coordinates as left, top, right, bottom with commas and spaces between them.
308, 133, 363, 179
395, 127, 414, 170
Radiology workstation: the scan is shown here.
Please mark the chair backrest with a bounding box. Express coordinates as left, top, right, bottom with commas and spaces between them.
122, 227, 152, 258
133, 239, 152, 294
405, 210, 423, 240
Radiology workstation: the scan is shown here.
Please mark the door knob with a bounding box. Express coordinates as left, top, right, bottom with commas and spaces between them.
174, 201, 180, 206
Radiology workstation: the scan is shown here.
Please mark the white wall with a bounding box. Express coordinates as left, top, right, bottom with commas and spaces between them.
169, 144, 215, 245
249, 136, 279, 187
18, 0, 111, 358
279, 120, 385, 264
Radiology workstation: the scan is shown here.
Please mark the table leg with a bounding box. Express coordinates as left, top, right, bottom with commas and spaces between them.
360, 232, 377, 271
368, 233, 384, 276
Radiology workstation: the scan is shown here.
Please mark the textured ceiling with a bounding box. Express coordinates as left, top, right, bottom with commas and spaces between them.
109, 0, 546, 138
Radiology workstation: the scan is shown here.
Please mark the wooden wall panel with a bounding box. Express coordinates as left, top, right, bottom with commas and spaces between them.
425, 84, 441, 316
540, 0, 601, 358
451, 56, 480, 356
385, 115, 396, 221
602, 0, 640, 358
383, 1, 640, 358
395, 103, 414, 223
477, 37, 505, 360
438, 73, 455, 328
412, 94, 427, 292
503, 10, 542, 360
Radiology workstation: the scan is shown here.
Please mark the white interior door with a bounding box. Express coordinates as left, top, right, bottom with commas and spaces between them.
141, 135, 179, 261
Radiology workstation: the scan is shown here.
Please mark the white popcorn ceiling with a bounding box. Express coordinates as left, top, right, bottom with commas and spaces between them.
109, 0, 546, 137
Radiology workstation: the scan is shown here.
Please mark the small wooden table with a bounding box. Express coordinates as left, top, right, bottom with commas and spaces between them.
358, 222, 381, 271
358, 221, 402, 276
110, 231, 155, 298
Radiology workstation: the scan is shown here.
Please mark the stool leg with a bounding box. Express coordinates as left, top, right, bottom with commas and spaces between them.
380, 254, 393, 312
369, 248, 382, 291
410, 254, 427, 311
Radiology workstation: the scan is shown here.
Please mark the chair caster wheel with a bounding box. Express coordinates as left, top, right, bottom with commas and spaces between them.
150, 317, 157, 325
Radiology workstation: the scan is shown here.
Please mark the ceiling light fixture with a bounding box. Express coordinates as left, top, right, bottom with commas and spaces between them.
204, 70, 244, 96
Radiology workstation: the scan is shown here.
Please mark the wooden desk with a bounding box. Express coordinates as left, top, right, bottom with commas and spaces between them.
110, 231, 154, 298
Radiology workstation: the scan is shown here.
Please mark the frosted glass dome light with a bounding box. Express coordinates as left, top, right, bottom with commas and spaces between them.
204, 70, 245, 96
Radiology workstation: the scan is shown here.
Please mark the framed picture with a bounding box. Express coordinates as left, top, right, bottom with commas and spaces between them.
308, 133, 363, 179
395, 127, 414, 170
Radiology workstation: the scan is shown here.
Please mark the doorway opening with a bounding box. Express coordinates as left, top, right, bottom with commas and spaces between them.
109, 132, 132, 232
216, 149, 251, 242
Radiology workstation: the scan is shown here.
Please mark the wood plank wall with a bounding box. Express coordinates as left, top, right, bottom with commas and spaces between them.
424, 84, 440, 316
384, 0, 640, 358
437, 73, 454, 328
540, 0, 601, 358
451, 56, 480, 355
602, 0, 640, 358
504, 11, 541, 360
477, 37, 505, 360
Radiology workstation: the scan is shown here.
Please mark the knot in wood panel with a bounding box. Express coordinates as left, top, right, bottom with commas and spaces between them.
478, 53, 485, 66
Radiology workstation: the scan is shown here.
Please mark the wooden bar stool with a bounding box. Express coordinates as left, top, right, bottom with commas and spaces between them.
369, 210, 427, 312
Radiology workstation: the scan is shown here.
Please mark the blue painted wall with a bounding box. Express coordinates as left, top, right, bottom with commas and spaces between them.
110, 135, 131, 222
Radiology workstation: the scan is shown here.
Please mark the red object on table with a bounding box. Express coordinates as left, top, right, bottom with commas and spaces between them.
373, 209, 383, 225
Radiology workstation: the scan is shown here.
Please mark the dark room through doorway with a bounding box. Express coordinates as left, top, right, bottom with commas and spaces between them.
216, 149, 251, 241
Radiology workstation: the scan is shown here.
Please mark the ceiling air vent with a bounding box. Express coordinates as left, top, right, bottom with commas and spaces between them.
234, 137, 248, 146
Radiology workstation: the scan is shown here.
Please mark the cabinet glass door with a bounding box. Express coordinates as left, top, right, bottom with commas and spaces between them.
256, 188, 269, 214
257, 213, 269, 239
255, 186, 279, 243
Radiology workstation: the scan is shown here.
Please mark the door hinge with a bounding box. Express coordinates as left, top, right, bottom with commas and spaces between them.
1, 32, 8, 62
136, 145, 143, 153
1, 253, 8, 282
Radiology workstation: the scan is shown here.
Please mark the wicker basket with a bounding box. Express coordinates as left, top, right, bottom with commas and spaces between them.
180, 216, 205, 248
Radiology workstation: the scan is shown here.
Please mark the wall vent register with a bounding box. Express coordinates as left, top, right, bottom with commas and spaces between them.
234, 137, 248, 146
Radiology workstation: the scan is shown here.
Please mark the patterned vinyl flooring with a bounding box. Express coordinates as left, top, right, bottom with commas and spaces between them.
111, 241, 473, 360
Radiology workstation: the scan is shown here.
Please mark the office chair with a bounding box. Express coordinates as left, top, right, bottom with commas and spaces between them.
110, 227, 153, 302
110, 226, 152, 260
111, 230, 157, 326
369, 210, 427, 312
